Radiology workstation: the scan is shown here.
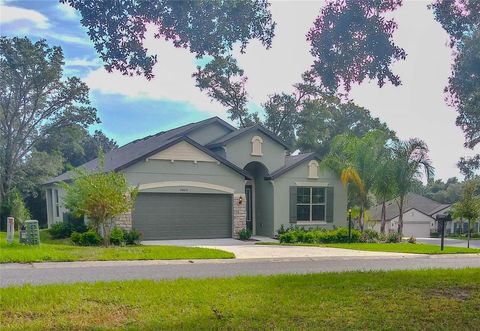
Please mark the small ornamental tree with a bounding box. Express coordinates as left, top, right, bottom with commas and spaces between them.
451, 179, 480, 248
61, 161, 138, 246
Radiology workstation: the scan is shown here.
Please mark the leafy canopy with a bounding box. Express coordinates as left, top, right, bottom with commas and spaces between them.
62, 164, 138, 228
0, 37, 97, 204
451, 179, 480, 224
62, 0, 276, 79
307, 0, 406, 92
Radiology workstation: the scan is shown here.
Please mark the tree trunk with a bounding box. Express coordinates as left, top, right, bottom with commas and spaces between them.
101, 222, 111, 247
380, 200, 387, 234
467, 220, 471, 249
397, 195, 404, 237
359, 204, 365, 232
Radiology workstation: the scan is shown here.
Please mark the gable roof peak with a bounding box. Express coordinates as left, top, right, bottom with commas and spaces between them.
207, 123, 290, 149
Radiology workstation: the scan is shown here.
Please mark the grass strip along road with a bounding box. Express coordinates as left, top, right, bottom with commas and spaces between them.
1, 268, 479, 330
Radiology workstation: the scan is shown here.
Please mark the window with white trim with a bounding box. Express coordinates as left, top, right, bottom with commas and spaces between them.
296, 187, 326, 221
308, 160, 319, 178
251, 136, 263, 156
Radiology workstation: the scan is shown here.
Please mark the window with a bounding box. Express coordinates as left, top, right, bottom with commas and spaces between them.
54, 189, 60, 218
308, 160, 319, 178
296, 187, 326, 221
251, 136, 263, 156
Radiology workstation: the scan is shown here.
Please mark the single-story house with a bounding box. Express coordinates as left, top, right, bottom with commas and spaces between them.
369, 193, 480, 237
44, 117, 347, 240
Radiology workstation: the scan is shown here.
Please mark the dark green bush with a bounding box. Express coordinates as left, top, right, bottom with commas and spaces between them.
110, 227, 125, 246
64, 213, 87, 233
239, 228, 252, 240
48, 222, 72, 239
123, 228, 142, 245
71, 230, 102, 246
48, 214, 87, 239
279, 227, 360, 244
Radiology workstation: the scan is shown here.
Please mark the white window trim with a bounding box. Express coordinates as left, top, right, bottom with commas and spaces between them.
251, 136, 263, 156
308, 160, 319, 179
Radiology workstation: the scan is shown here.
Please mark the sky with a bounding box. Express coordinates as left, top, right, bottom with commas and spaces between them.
0, 0, 478, 180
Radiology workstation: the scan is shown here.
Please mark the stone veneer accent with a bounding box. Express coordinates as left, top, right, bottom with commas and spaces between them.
233, 193, 247, 238
113, 211, 132, 230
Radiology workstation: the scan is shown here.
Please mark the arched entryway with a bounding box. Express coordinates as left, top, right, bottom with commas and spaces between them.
244, 161, 274, 237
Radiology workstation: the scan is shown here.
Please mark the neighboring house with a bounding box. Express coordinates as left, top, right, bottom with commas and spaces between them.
369, 193, 480, 237
44, 117, 347, 240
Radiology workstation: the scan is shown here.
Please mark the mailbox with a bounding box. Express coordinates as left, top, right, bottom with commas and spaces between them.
435, 213, 452, 251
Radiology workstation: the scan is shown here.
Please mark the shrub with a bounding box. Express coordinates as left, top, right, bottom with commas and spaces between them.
471, 233, 480, 239
110, 227, 125, 246
430, 232, 439, 238
238, 228, 252, 240
71, 230, 102, 246
49, 222, 72, 239
278, 227, 360, 244
385, 232, 401, 243
48, 214, 87, 239
407, 236, 416, 244
277, 224, 288, 236
123, 228, 142, 245
64, 213, 87, 233
359, 229, 380, 243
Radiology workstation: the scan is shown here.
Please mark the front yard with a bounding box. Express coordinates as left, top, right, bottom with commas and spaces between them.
1, 268, 479, 330
258, 242, 480, 254
0, 231, 234, 263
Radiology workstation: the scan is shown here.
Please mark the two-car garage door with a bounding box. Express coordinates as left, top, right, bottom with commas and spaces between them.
132, 193, 232, 240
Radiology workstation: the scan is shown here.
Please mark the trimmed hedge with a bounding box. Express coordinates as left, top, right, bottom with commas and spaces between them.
279, 227, 361, 244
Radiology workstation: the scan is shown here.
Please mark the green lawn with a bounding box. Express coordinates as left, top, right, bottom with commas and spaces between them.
258, 242, 480, 254
0, 231, 234, 263
1, 269, 479, 330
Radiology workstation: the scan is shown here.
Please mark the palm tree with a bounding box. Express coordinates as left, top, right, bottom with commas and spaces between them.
324, 131, 388, 231
373, 152, 397, 234
392, 139, 434, 236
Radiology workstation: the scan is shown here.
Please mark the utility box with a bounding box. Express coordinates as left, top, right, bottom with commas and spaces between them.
6, 217, 14, 244
24, 220, 40, 245
19, 229, 27, 244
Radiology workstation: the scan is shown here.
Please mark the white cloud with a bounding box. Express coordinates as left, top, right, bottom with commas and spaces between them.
0, 4, 50, 29
85, 28, 226, 118
56, 2, 80, 21
233, 1, 324, 107
66, 57, 102, 67
47, 31, 91, 46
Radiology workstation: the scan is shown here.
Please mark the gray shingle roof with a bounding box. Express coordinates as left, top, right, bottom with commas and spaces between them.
266, 152, 318, 179
207, 124, 290, 149
44, 117, 241, 184
369, 193, 451, 221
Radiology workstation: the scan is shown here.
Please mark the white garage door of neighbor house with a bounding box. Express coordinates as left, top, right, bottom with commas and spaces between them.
403, 223, 430, 238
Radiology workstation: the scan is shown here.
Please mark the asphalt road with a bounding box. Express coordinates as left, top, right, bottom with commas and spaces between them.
1, 255, 480, 287
417, 237, 480, 248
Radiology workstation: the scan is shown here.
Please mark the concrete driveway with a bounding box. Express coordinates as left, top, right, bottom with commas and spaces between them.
143, 237, 414, 259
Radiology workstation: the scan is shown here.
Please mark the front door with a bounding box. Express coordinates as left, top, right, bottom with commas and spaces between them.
245, 185, 253, 231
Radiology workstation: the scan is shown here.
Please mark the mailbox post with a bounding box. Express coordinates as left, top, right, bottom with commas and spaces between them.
348, 208, 352, 242
436, 213, 452, 251
7, 217, 14, 244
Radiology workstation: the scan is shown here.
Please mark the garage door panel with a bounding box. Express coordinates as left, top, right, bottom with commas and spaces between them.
132, 193, 232, 240
403, 223, 430, 238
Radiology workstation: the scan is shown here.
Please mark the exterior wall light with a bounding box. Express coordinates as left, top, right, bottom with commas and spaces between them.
239, 196, 243, 204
